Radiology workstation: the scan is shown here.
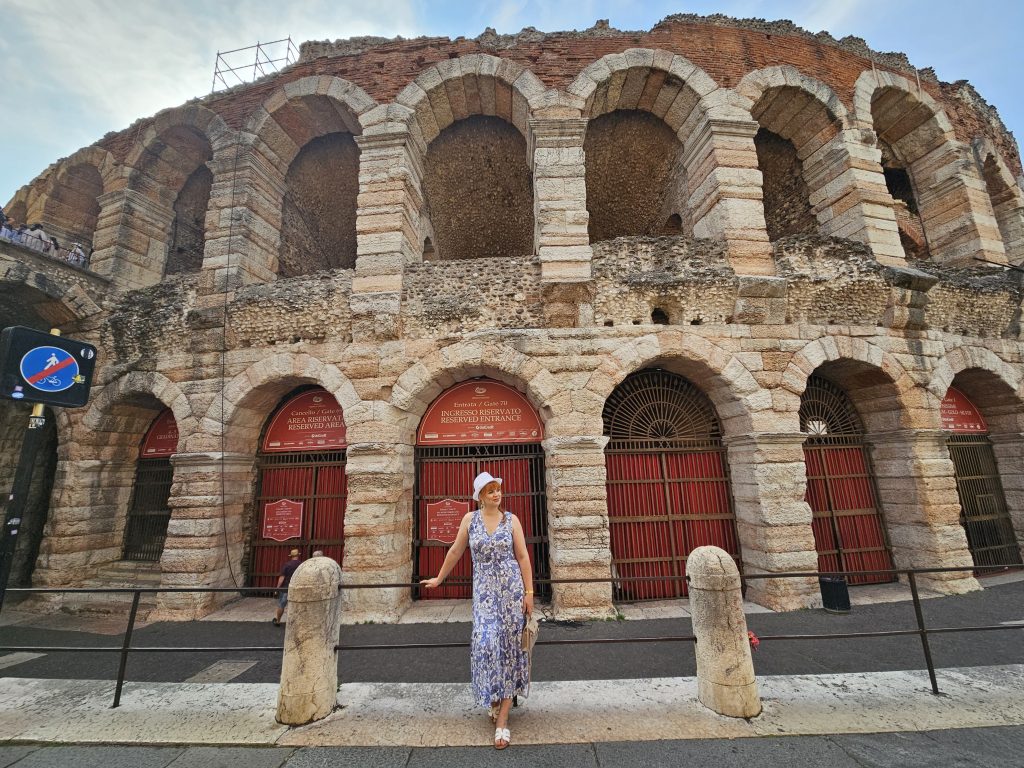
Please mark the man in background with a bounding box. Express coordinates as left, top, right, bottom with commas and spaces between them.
272, 548, 302, 626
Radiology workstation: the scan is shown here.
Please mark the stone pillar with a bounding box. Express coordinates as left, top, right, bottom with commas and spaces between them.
687, 545, 760, 718
153, 452, 255, 619
913, 143, 1006, 267
277, 556, 343, 725
683, 118, 773, 276
867, 430, 979, 593
543, 435, 615, 620
530, 118, 594, 327
352, 129, 424, 341
31, 458, 132, 590
724, 433, 819, 611
90, 188, 174, 289
804, 129, 907, 265
988, 434, 1024, 556
340, 441, 414, 622
198, 139, 281, 298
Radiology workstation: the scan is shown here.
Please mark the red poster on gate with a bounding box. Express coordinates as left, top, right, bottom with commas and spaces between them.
940, 387, 988, 434
141, 409, 178, 458
426, 499, 470, 544
262, 390, 347, 452
262, 499, 304, 541
417, 380, 543, 446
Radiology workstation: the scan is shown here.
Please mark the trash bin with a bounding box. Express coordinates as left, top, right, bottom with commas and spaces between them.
819, 576, 851, 613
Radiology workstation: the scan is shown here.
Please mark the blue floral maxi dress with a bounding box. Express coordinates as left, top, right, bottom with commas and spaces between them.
469, 509, 529, 707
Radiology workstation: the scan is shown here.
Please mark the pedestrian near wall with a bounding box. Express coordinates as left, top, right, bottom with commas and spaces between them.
420, 471, 534, 749
273, 548, 302, 626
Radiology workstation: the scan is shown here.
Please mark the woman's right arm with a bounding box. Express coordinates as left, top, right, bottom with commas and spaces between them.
419, 513, 472, 589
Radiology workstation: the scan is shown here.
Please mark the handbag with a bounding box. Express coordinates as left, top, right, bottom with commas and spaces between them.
521, 614, 539, 652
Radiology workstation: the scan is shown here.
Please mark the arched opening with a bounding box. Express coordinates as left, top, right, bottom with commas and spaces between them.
942, 385, 1022, 570
754, 128, 816, 241
878, 137, 927, 259
422, 116, 533, 260
249, 388, 348, 588
585, 110, 688, 242
166, 165, 212, 274
0, 403, 57, 587
799, 375, 896, 584
133, 123, 213, 278
413, 379, 549, 600
121, 409, 177, 561
278, 132, 360, 277
980, 152, 1024, 262
603, 369, 740, 600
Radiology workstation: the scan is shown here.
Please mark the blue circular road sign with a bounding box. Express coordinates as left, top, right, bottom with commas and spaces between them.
20, 346, 80, 393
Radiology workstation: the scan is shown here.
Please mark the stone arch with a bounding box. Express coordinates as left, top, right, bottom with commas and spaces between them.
390, 340, 559, 438
782, 336, 920, 432
395, 55, 549, 146
39, 146, 120, 249
854, 70, 1002, 266
82, 371, 194, 440
929, 345, 1024, 433
973, 138, 1024, 263
390, 57, 545, 261
737, 66, 851, 242
583, 330, 768, 438
570, 49, 771, 271
215, 352, 361, 455
238, 76, 377, 278
117, 105, 231, 282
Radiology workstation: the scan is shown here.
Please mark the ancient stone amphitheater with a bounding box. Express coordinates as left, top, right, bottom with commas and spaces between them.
2, 15, 1022, 621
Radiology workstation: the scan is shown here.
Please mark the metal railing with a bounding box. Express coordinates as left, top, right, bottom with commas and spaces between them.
0, 228, 91, 269
0, 564, 1020, 708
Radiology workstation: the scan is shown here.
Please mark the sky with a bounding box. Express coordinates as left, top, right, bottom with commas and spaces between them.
1, 0, 1021, 204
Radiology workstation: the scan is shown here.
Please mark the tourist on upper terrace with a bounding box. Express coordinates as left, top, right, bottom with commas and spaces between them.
421, 472, 534, 750
68, 242, 88, 267
26, 224, 50, 253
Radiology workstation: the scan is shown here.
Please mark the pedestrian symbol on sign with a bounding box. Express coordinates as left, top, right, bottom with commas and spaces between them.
20, 346, 80, 393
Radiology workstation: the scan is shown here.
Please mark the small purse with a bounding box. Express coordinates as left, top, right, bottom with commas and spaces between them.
521, 614, 539, 652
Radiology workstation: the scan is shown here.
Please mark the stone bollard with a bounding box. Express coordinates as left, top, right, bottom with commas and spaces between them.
686, 545, 761, 718
276, 556, 343, 725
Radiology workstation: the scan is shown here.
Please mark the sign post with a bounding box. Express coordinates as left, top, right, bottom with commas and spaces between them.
0, 326, 97, 613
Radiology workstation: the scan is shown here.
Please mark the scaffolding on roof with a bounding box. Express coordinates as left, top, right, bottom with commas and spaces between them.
211, 37, 298, 93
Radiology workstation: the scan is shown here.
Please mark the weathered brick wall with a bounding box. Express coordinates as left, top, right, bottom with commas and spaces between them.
80, 17, 1018, 180
422, 116, 534, 260
227, 271, 354, 346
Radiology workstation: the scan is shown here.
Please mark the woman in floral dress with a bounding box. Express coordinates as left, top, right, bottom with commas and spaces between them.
420, 471, 534, 749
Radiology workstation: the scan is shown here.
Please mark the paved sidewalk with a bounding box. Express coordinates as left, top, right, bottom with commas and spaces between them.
1, 664, 1023, 747
4, 727, 1024, 768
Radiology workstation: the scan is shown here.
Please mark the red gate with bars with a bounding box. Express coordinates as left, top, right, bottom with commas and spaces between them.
248, 389, 348, 589
122, 409, 177, 562
603, 370, 741, 600
942, 387, 1022, 571
413, 380, 549, 600
800, 376, 895, 584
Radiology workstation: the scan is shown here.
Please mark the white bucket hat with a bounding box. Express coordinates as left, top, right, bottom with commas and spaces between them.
472, 471, 503, 502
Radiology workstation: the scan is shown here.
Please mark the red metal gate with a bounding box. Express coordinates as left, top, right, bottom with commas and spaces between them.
248, 389, 347, 589
413, 379, 549, 600
603, 369, 740, 600
800, 376, 895, 585
942, 387, 1022, 570
122, 409, 177, 562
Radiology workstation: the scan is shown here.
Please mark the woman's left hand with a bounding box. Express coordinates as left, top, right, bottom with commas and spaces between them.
523, 594, 533, 616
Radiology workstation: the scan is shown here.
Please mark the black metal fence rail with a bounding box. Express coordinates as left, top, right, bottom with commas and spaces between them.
0, 565, 1021, 708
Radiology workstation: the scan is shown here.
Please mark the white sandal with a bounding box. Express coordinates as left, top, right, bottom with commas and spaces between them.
494, 727, 510, 749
